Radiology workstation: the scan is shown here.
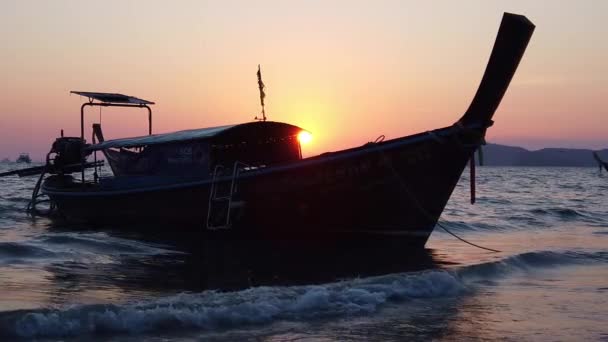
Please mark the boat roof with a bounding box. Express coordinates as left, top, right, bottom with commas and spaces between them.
71, 91, 155, 105
86, 121, 304, 151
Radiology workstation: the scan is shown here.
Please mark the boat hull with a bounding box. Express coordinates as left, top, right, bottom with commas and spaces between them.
42, 126, 477, 247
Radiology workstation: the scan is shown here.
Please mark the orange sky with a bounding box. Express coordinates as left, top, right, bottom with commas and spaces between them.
1, 1, 607, 160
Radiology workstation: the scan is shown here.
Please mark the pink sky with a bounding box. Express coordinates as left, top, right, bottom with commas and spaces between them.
1, 1, 607, 160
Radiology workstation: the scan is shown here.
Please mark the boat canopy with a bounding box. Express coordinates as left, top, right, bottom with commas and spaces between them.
71, 91, 155, 105
86, 121, 304, 151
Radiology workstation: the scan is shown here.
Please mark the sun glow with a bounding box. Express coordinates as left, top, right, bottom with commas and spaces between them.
298, 131, 313, 145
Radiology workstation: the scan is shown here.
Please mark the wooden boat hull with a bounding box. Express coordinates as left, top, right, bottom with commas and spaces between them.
42, 126, 476, 246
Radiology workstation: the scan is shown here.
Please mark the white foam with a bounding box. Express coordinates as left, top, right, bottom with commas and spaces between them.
10, 269, 465, 338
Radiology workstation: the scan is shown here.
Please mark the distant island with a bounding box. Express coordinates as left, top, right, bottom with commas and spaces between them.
478, 143, 608, 167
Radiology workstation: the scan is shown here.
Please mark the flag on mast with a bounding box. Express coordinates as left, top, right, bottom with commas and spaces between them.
257, 64, 266, 121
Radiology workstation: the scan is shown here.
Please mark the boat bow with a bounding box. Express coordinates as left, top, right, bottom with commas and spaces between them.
459, 13, 535, 131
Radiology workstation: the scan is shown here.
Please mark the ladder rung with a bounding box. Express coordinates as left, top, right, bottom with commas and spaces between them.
229, 201, 246, 208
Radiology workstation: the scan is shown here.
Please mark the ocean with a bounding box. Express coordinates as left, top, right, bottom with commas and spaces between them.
0, 164, 607, 341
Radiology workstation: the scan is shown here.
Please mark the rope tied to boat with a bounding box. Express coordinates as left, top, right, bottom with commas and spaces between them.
389, 163, 501, 253
435, 221, 501, 253
382, 131, 501, 253
364, 135, 386, 147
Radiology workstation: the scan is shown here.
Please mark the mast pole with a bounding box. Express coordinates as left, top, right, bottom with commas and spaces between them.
257, 64, 267, 121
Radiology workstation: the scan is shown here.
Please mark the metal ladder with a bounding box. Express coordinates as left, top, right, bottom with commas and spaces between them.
206, 161, 248, 230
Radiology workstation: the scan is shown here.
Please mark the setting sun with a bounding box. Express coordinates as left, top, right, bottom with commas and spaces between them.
297, 131, 313, 145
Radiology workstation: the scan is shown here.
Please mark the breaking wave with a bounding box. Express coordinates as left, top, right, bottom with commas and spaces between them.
1, 249, 605, 339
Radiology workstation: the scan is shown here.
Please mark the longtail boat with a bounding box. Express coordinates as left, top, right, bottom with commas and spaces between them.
593, 152, 608, 172
2, 13, 534, 246
16, 153, 31, 164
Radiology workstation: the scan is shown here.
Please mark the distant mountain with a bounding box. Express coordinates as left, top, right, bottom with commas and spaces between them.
478, 143, 608, 167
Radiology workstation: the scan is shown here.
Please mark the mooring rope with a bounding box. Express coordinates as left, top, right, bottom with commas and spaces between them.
434, 220, 501, 253
382, 142, 501, 253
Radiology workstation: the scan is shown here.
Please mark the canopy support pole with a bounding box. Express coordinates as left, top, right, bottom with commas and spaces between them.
80, 102, 153, 183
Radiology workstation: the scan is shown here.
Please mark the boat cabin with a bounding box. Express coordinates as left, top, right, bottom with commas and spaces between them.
77, 91, 306, 182
89, 121, 304, 178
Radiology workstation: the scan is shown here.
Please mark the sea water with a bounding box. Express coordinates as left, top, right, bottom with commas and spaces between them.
0, 164, 607, 341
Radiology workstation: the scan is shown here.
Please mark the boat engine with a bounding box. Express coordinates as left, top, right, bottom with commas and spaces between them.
49, 137, 91, 174
22, 137, 100, 215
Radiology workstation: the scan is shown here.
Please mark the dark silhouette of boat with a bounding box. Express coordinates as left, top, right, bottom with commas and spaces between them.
16, 153, 31, 163
593, 152, 608, 172
4, 13, 534, 247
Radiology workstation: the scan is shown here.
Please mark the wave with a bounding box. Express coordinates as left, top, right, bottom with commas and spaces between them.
473, 196, 513, 205
437, 220, 504, 232
530, 207, 585, 219
1, 271, 464, 338
0, 203, 27, 217
0, 196, 29, 204
39, 233, 179, 255
528, 207, 608, 226
503, 214, 548, 226
1, 249, 605, 339
457, 250, 607, 281
0, 242, 55, 261
0, 233, 179, 265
